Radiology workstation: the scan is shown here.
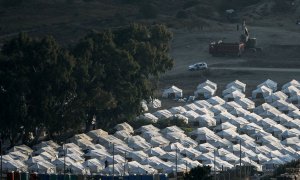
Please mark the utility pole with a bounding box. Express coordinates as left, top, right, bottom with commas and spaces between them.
0, 140, 2, 180
214, 149, 216, 180
123, 151, 126, 176
64, 144, 66, 177
239, 139, 242, 180
112, 143, 115, 178
175, 145, 178, 179
185, 161, 187, 173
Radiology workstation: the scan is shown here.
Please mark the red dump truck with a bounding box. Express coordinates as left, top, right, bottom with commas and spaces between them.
209, 41, 245, 56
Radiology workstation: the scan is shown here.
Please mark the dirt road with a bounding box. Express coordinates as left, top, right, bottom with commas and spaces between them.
210, 67, 300, 73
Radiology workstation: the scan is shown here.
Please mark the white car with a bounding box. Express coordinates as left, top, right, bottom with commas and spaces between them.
188, 62, 208, 71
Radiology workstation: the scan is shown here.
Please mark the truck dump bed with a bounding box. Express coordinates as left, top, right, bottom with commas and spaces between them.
209, 41, 245, 56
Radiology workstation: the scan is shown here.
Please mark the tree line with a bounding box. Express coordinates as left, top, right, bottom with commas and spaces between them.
0, 24, 174, 146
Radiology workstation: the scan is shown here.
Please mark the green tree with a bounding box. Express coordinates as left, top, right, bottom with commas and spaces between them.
0, 33, 76, 145
73, 24, 173, 129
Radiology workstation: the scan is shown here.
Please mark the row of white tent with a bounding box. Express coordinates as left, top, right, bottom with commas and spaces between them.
142, 79, 300, 123
169, 79, 300, 104
3, 116, 300, 175
3, 79, 300, 175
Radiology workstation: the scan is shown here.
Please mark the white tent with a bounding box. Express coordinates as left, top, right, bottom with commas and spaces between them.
101, 163, 123, 175
282, 80, 300, 90
149, 136, 170, 147
216, 129, 239, 141
126, 161, 157, 175
252, 85, 272, 99
207, 96, 225, 106
224, 90, 245, 101
283, 120, 300, 129
9, 145, 33, 156
209, 105, 227, 116
215, 111, 236, 124
184, 103, 202, 111
127, 151, 149, 162
28, 161, 56, 174
254, 103, 276, 115
228, 117, 249, 128
127, 136, 152, 150
194, 108, 214, 117
265, 91, 288, 103
2, 160, 27, 172
9, 151, 29, 161
288, 95, 300, 106
256, 118, 277, 129
161, 126, 184, 134
141, 100, 148, 112
266, 124, 287, 137
196, 115, 216, 127
168, 106, 187, 114
214, 122, 237, 132
183, 110, 200, 123
97, 135, 126, 148
84, 149, 110, 160
153, 109, 173, 120
282, 137, 300, 146
262, 158, 284, 171
53, 157, 74, 172
282, 85, 300, 97
115, 122, 134, 134
164, 132, 187, 142
180, 137, 198, 148
274, 113, 293, 124
145, 147, 167, 157
114, 130, 132, 140
226, 80, 246, 92
230, 107, 250, 117
222, 101, 242, 111
257, 79, 277, 92
194, 86, 216, 99
162, 85, 183, 99
272, 100, 298, 113
140, 156, 165, 168
82, 158, 104, 173
194, 100, 213, 109
240, 123, 263, 134
189, 127, 215, 137
141, 131, 162, 140
197, 80, 217, 91
87, 129, 108, 141
281, 128, 300, 139
181, 148, 202, 159
147, 98, 162, 109
261, 109, 282, 119
244, 113, 263, 123
136, 113, 158, 123
288, 110, 300, 119
197, 143, 216, 153
136, 124, 160, 133
235, 98, 255, 110
107, 144, 133, 155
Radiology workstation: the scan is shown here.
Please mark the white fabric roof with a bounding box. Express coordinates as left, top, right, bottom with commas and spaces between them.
197, 80, 217, 90
226, 80, 246, 92
257, 79, 277, 92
